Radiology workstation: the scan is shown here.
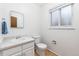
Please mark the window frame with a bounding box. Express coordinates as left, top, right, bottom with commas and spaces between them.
49, 3, 75, 30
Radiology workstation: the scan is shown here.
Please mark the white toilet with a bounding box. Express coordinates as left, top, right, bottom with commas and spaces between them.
32, 35, 47, 56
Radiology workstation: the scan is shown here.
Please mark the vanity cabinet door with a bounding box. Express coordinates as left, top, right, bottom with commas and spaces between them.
23, 47, 34, 56
23, 42, 34, 50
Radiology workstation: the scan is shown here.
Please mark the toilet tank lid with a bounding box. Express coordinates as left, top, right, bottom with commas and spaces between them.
32, 35, 40, 38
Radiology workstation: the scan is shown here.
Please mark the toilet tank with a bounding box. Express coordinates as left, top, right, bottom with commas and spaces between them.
32, 35, 40, 44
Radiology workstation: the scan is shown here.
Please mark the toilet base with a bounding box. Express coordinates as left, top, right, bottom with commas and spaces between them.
36, 48, 46, 56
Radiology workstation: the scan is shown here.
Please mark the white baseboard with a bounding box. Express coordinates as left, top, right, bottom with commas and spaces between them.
47, 48, 60, 56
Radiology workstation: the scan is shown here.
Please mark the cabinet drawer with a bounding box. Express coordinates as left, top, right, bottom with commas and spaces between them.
23, 47, 34, 56
0, 52, 2, 56
23, 42, 34, 50
11, 52, 22, 56
3, 46, 22, 56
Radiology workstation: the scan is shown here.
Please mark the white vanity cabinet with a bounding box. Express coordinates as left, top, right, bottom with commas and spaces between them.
0, 41, 34, 56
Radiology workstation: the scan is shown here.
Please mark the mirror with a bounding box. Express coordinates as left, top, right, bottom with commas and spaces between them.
10, 10, 24, 28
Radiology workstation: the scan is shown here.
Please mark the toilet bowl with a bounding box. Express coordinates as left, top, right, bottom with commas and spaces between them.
32, 35, 47, 56
36, 43, 47, 56
36, 43, 47, 50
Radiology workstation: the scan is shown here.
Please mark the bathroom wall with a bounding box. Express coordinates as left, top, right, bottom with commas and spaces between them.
0, 3, 40, 37
40, 3, 79, 56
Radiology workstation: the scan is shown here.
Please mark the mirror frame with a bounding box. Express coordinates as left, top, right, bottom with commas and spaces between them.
10, 10, 24, 29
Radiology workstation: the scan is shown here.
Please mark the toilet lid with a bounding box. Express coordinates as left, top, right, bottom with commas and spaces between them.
36, 43, 47, 49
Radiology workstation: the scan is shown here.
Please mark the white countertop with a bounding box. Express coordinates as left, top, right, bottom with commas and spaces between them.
0, 37, 34, 51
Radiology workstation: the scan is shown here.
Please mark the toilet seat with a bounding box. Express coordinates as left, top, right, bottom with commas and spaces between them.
36, 43, 47, 49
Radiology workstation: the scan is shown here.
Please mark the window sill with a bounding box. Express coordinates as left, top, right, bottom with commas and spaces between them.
49, 27, 75, 30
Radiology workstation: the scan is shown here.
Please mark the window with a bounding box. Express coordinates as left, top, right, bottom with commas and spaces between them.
51, 10, 60, 26
60, 5, 72, 26
50, 4, 73, 27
